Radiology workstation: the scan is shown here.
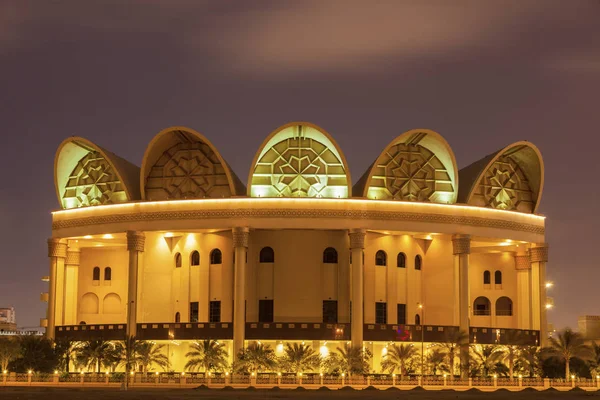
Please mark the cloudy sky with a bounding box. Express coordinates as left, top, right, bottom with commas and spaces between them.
1, 1, 599, 330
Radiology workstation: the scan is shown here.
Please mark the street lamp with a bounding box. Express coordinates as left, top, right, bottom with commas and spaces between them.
418, 303, 424, 377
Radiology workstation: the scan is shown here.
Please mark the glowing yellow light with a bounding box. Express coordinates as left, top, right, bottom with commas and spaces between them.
545, 304, 553, 309
418, 303, 423, 309
105, 371, 109, 375
545, 282, 554, 289
251, 372, 255, 377
102, 234, 114, 239
80, 371, 84, 375
341, 373, 345, 377
225, 372, 229, 376
181, 372, 185, 376
208, 372, 211, 377
571, 375, 575, 380
54, 370, 58, 375
83, 235, 92, 239
164, 232, 174, 238
425, 235, 432, 240
276, 343, 284, 353
382, 347, 388, 356
277, 372, 281, 377
320, 345, 329, 357
443, 374, 447, 378
298, 372, 302, 377
28, 370, 32, 375
493, 374, 497, 379
2, 370, 7, 374
320, 373, 323, 377
155, 371, 159, 375
518, 374, 522, 379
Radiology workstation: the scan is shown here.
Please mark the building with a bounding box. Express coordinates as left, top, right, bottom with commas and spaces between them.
0, 307, 17, 331
579, 316, 600, 341
43, 122, 549, 371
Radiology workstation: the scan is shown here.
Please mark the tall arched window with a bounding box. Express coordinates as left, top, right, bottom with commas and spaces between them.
260, 247, 275, 263
104, 267, 112, 281
175, 312, 180, 323
483, 270, 491, 285
375, 250, 387, 266
397, 252, 406, 268
496, 297, 513, 316
473, 296, 491, 315
210, 249, 222, 265
415, 255, 422, 270
190, 251, 200, 266
92, 267, 100, 281
415, 314, 421, 325
174, 252, 182, 268
494, 270, 502, 285
323, 247, 338, 264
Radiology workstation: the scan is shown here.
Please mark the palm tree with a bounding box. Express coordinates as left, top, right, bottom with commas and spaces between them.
53, 338, 79, 373
279, 343, 320, 373
544, 328, 591, 380
519, 346, 541, 377
426, 348, 448, 376
11, 336, 57, 373
471, 345, 503, 377
134, 342, 169, 374
0, 338, 20, 371
185, 340, 228, 373
499, 330, 527, 379
439, 329, 468, 378
322, 344, 371, 376
235, 342, 276, 374
77, 339, 112, 373
380, 344, 418, 376
588, 342, 600, 377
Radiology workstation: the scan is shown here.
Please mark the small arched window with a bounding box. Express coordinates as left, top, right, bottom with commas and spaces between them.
210, 249, 222, 265
190, 251, 200, 266
473, 296, 491, 315
92, 267, 100, 281
375, 250, 387, 266
415, 255, 422, 270
104, 267, 112, 281
483, 270, 491, 285
175, 252, 182, 268
397, 252, 406, 268
494, 270, 502, 285
323, 247, 338, 263
415, 314, 421, 325
175, 312, 180, 323
260, 247, 275, 263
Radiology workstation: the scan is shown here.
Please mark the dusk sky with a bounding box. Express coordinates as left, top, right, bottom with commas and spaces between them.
1, 1, 599, 330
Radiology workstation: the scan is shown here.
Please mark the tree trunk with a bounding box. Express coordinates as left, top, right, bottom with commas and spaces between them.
566, 359, 570, 381
509, 356, 514, 380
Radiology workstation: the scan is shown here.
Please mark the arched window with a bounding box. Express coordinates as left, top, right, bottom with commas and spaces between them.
174, 252, 182, 268
494, 270, 502, 285
104, 267, 112, 281
483, 270, 491, 285
415, 255, 422, 270
473, 296, 491, 315
210, 249, 222, 265
190, 251, 200, 266
92, 267, 100, 281
260, 247, 275, 263
397, 252, 406, 268
375, 250, 387, 266
323, 247, 338, 263
415, 314, 421, 325
175, 312, 180, 323
496, 297, 513, 316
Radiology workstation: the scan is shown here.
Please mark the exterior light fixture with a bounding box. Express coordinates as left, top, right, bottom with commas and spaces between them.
251, 372, 255, 377
545, 282, 554, 289
571, 375, 575, 380
155, 372, 159, 376
83, 235, 92, 239
181, 372, 185, 376
545, 304, 553, 309
2, 370, 7, 374
105, 371, 109, 375
80, 371, 84, 375
28, 370, 32, 375
225, 372, 229, 376
102, 234, 114, 239
54, 370, 58, 375
277, 372, 281, 377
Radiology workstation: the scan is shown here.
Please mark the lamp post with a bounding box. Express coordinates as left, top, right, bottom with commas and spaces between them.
418, 303, 424, 377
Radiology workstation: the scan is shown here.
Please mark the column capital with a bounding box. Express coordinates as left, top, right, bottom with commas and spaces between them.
348, 229, 366, 249
452, 234, 471, 255
515, 254, 530, 270
47, 238, 67, 258
126, 231, 145, 252
65, 249, 81, 266
529, 244, 548, 263
232, 227, 250, 248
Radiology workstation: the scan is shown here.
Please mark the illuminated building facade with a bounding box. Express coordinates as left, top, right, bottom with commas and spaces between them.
43, 122, 549, 370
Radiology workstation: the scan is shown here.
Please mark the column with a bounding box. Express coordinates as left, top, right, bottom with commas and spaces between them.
64, 243, 81, 325
232, 227, 249, 357
349, 228, 366, 348
514, 253, 531, 330
452, 234, 470, 378
529, 244, 549, 346
126, 231, 145, 338
47, 238, 67, 340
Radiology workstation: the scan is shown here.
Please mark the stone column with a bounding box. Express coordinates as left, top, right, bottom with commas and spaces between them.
529, 244, 549, 346
64, 244, 81, 326
47, 238, 67, 339
126, 231, 145, 338
349, 229, 366, 348
232, 227, 249, 357
514, 254, 531, 330
452, 234, 470, 378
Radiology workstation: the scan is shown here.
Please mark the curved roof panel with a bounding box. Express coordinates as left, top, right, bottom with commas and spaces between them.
354, 129, 459, 204
54, 137, 140, 209
458, 141, 544, 213
248, 122, 352, 198
140, 126, 245, 200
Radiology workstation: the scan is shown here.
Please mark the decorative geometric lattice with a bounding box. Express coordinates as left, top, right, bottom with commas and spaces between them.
145, 141, 231, 200
251, 134, 348, 198
367, 144, 454, 202
62, 151, 127, 208
472, 156, 534, 212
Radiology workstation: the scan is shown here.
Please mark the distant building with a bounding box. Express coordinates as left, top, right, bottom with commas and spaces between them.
0, 307, 17, 331
579, 315, 600, 340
